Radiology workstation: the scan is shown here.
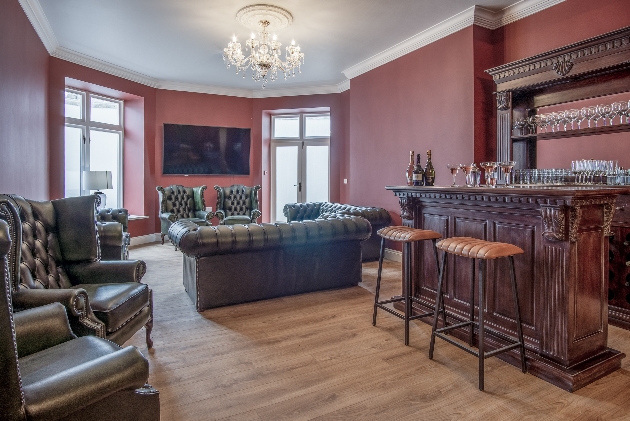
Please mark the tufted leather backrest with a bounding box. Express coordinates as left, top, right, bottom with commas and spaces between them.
283, 202, 323, 221
156, 185, 200, 219
214, 184, 260, 217
283, 202, 392, 226
96, 208, 129, 232
4, 195, 99, 291
170, 216, 372, 258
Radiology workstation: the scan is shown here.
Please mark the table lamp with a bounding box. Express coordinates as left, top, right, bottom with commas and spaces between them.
82, 170, 112, 208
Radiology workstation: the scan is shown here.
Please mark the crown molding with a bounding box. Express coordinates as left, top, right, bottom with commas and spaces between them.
251, 82, 346, 98
18, 0, 58, 53
337, 79, 351, 92
342, 0, 565, 80
156, 80, 252, 98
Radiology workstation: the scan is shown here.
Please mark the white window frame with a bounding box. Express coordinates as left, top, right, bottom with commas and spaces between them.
270, 112, 330, 222
65, 88, 124, 207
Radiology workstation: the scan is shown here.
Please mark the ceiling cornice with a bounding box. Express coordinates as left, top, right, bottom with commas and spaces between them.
342, 0, 565, 80
21, 0, 563, 98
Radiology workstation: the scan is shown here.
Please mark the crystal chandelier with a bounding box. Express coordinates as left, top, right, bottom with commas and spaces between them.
223, 5, 304, 89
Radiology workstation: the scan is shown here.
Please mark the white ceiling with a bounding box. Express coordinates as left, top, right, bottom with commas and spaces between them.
26, 0, 562, 97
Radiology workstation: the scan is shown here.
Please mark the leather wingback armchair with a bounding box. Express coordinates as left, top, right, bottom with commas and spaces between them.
96, 208, 130, 260
0, 219, 160, 421
156, 184, 212, 244
0, 194, 153, 348
214, 184, 261, 225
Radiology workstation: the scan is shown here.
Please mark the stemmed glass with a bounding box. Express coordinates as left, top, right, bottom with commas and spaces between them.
578, 107, 590, 129
500, 161, 516, 187
459, 164, 475, 187
538, 114, 549, 133
598, 104, 614, 126
612, 101, 629, 125
567, 109, 580, 130
480, 162, 498, 187
447, 164, 460, 187
589, 106, 601, 128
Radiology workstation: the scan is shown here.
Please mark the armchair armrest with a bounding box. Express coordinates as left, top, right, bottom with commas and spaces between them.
97, 221, 124, 249
66, 260, 147, 284
159, 212, 177, 223
195, 210, 214, 222
214, 209, 226, 222
193, 185, 208, 211
12, 288, 106, 340
251, 209, 262, 222
22, 346, 149, 421
13, 303, 76, 358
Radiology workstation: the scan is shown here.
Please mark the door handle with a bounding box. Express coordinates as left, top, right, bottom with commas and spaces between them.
299, 182, 302, 192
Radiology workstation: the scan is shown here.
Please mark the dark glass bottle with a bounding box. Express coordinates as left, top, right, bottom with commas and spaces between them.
424, 150, 435, 186
412, 153, 424, 186
406, 150, 414, 186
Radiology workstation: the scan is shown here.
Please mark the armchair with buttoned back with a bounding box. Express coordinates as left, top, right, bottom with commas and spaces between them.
96, 207, 130, 260
156, 184, 212, 244
0, 194, 153, 349
0, 218, 160, 421
214, 184, 261, 225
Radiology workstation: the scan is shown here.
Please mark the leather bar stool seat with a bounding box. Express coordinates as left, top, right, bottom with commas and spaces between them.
429, 236, 527, 391
373, 226, 442, 345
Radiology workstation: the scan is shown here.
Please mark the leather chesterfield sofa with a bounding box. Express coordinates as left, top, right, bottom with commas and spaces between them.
168, 216, 372, 311
283, 202, 392, 261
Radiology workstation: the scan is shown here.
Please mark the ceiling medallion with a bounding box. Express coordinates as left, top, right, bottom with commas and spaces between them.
223, 4, 304, 89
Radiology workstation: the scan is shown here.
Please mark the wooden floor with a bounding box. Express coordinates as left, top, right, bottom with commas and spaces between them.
126, 243, 630, 421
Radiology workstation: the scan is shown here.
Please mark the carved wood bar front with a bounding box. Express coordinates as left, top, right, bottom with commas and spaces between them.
386, 185, 627, 392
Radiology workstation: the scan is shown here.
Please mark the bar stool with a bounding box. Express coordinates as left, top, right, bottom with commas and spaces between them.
428, 237, 526, 391
373, 226, 442, 345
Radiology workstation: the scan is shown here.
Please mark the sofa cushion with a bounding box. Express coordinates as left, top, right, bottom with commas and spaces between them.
75, 283, 149, 333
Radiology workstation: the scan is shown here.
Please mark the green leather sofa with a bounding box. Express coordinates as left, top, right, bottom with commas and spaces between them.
168, 216, 371, 311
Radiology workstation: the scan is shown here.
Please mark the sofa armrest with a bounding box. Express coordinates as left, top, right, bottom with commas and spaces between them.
13, 303, 76, 358
22, 346, 149, 421
195, 210, 213, 222
66, 260, 147, 284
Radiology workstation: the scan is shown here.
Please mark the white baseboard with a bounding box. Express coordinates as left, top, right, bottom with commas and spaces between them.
129, 233, 161, 246
384, 248, 402, 262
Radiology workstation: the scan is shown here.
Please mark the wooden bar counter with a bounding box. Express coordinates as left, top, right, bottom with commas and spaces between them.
386, 184, 629, 391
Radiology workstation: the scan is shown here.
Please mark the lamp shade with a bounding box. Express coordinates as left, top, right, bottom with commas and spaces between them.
82, 171, 113, 191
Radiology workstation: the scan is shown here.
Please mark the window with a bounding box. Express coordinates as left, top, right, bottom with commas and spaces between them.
270, 113, 330, 222
64, 89, 124, 208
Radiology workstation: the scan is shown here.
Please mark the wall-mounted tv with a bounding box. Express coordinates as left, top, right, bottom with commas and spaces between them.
162, 123, 251, 175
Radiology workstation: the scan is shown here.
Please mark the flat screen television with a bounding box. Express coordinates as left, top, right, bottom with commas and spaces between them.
162, 123, 251, 175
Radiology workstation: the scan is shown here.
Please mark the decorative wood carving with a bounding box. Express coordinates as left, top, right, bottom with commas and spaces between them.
541, 245, 567, 361
552, 56, 574, 76
399, 196, 413, 221
497, 91, 511, 111
541, 206, 566, 241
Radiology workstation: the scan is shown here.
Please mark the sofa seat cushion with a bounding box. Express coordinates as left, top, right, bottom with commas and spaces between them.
222, 215, 253, 225
75, 283, 150, 333
19, 336, 121, 385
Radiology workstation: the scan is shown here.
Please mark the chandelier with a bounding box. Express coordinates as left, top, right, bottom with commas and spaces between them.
223, 5, 304, 89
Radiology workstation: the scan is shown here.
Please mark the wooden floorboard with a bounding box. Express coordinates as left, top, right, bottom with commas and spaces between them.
126, 243, 630, 421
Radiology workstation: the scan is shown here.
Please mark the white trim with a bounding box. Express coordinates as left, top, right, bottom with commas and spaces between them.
128, 215, 149, 220
18, 0, 58, 53
22, 0, 563, 98
342, 0, 565, 80
384, 248, 402, 263
129, 233, 161, 247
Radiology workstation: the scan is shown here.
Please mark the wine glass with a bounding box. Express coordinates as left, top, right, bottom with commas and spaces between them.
500, 161, 516, 187
567, 109, 580, 130
578, 107, 589, 129
612, 101, 629, 125
459, 164, 475, 187
447, 164, 459, 187
480, 162, 498, 187
587, 106, 599, 128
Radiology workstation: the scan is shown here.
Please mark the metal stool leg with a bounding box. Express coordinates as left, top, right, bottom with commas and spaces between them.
509, 256, 527, 373
429, 250, 448, 359
478, 259, 485, 391
432, 239, 447, 328
372, 237, 386, 326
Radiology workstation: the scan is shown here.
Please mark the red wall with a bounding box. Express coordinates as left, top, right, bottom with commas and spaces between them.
155, 90, 254, 223
0, 0, 49, 199
348, 27, 476, 225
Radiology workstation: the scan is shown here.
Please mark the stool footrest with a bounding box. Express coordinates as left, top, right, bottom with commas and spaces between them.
485, 343, 522, 358
375, 302, 434, 321
434, 332, 523, 359
436, 320, 472, 334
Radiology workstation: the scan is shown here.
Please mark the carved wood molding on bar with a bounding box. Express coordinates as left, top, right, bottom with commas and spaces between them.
568, 197, 616, 242
497, 91, 512, 111
541, 205, 566, 241
486, 27, 630, 85
398, 196, 413, 221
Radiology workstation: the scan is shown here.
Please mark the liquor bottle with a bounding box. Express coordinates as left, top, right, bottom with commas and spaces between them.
406, 150, 414, 186
424, 150, 435, 186
412, 154, 424, 186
